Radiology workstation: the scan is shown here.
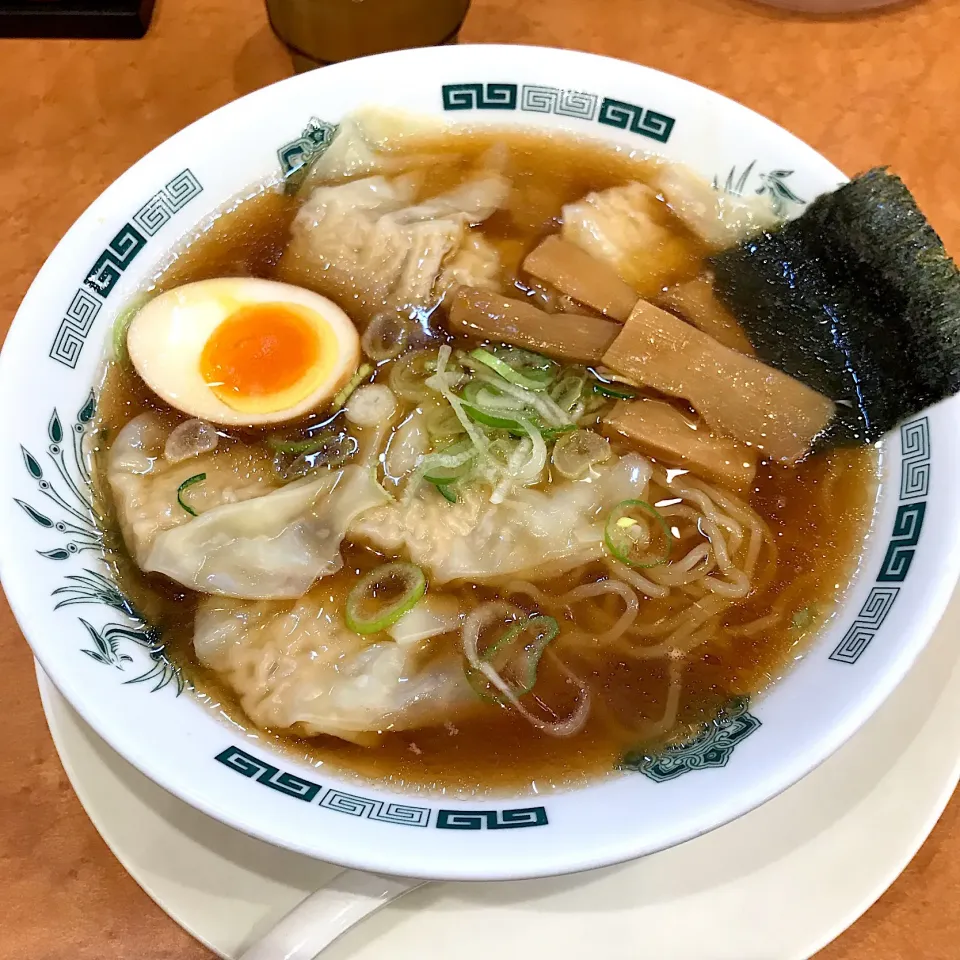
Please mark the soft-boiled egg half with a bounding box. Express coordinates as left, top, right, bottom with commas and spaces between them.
126, 278, 361, 426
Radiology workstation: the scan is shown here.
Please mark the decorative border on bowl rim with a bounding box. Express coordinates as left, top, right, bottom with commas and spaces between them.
439, 81, 675, 145
11, 115, 929, 829
214, 745, 548, 830
829, 417, 929, 665
48, 170, 203, 370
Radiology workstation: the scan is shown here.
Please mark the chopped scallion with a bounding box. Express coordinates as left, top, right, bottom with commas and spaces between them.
345, 561, 427, 635
176, 473, 206, 517
592, 380, 639, 400
465, 614, 560, 702
604, 499, 673, 568
332, 363, 374, 411
469, 348, 556, 391
432, 481, 458, 503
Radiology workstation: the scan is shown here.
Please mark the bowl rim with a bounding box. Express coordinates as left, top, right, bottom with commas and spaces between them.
3, 43, 959, 880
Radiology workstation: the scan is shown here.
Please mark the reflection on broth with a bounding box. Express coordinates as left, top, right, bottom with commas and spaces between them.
90, 118, 878, 796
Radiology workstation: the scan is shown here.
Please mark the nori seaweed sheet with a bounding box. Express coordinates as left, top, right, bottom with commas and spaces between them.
711, 168, 960, 446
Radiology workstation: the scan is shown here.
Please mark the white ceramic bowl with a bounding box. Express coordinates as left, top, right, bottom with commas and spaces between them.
2, 45, 958, 881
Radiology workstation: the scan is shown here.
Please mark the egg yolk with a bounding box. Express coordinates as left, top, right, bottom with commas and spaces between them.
201, 303, 321, 405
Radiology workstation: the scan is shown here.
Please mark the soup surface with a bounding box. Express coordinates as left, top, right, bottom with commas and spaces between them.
91, 121, 878, 796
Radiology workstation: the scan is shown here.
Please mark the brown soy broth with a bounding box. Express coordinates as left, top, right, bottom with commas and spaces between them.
153, 189, 299, 290
91, 128, 878, 796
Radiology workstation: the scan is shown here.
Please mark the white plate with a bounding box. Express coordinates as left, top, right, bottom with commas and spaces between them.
36, 579, 960, 960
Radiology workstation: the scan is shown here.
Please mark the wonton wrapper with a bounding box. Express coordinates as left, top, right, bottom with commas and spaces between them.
146, 467, 388, 599
349, 453, 653, 584
107, 413, 389, 599
278, 171, 506, 322
107, 413, 275, 568
194, 590, 473, 743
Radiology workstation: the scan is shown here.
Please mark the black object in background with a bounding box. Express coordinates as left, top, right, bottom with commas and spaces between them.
0, 0, 156, 38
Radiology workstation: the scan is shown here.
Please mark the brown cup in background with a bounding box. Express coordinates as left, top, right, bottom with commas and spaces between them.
266, 0, 472, 71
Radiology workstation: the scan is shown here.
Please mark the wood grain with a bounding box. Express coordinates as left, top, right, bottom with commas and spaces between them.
2, 0, 959, 956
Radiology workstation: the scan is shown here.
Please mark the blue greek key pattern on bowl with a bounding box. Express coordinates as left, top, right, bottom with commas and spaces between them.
49, 169, 203, 369
830, 417, 929, 664
900, 416, 930, 500
436, 807, 548, 830
828, 586, 900, 664
597, 97, 674, 144
215, 745, 323, 802
49, 291, 103, 368
214, 746, 550, 829
441, 82, 518, 111
441, 83, 675, 145
520, 85, 598, 120
320, 789, 431, 827
84, 223, 147, 298
132, 169, 203, 237
877, 502, 926, 583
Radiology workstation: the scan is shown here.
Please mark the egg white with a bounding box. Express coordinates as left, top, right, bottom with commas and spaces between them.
126, 277, 361, 426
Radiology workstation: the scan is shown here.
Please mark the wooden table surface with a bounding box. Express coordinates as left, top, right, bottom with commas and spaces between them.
2, 0, 960, 957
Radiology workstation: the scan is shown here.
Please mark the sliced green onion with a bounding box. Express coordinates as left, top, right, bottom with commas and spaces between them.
176, 473, 206, 517
414, 442, 472, 503
550, 371, 587, 413
486, 435, 521, 469
552, 429, 612, 479
423, 404, 465, 441
423, 440, 475, 483
361, 311, 412, 362
461, 380, 527, 414
112, 301, 145, 365
332, 364, 373, 410
345, 561, 427, 635
464, 662, 501, 703
267, 429, 349, 456
604, 499, 673, 569
464, 614, 560, 702
791, 606, 816, 632
458, 384, 555, 438
432, 481, 458, 503
490, 435, 534, 504
389, 348, 440, 403
460, 400, 528, 434
472, 368, 571, 426
496, 347, 557, 377
425, 346, 490, 456
580, 391, 612, 419
469, 655, 522, 702
541, 424, 578, 440
274, 434, 359, 481
469, 348, 555, 391
514, 418, 547, 481
592, 380, 639, 400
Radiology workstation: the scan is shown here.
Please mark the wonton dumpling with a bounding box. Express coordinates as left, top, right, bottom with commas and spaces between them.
651, 164, 779, 249
300, 109, 450, 187
107, 413, 275, 568
562, 182, 698, 298
302, 115, 399, 184
438, 233, 502, 298
194, 591, 473, 743
278, 170, 507, 321
349, 454, 653, 584
146, 466, 389, 599
108, 413, 389, 599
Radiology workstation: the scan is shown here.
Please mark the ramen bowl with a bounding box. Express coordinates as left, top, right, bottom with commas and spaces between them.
2, 45, 958, 881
